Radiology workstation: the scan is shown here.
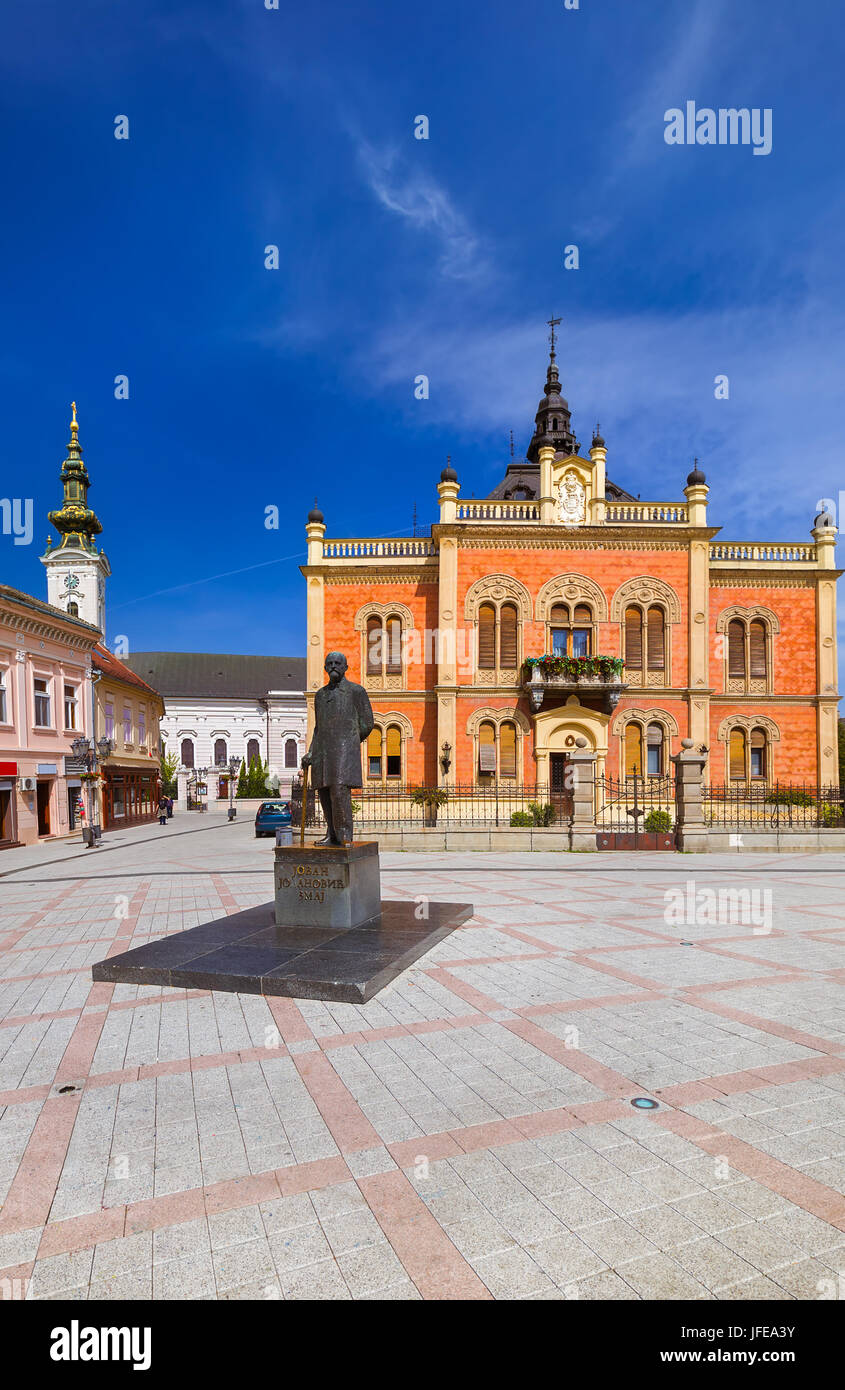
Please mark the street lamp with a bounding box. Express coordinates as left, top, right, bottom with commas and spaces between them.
70, 735, 114, 846
227, 754, 240, 820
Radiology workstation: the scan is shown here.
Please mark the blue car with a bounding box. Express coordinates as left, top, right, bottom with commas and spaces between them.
254, 800, 292, 838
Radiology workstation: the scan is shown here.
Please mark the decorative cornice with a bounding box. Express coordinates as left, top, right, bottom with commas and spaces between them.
717, 714, 781, 742
463, 573, 533, 621
609, 575, 682, 624
714, 605, 781, 634
535, 572, 609, 622
612, 705, 680, 738
466, 705, 531, 736
352, 601, 416, 631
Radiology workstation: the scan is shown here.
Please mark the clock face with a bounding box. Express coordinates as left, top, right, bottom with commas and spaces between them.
65, 574, 80, 591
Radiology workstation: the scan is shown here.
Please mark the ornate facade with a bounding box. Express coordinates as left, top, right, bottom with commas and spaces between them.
303, 344, 841, 790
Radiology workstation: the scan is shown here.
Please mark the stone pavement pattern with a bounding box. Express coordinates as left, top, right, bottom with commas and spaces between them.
0, 818, 844, 1300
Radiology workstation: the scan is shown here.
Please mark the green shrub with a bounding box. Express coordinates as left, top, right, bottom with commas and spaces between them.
644, 809, 673, 833
528, 801, 555, 826
510, 811, 534, 827
765, 789, 815, 807
410, 787, 450, 807
819, 803, 844, 827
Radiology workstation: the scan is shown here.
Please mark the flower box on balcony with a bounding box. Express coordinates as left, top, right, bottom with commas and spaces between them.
522, 655, 627, 713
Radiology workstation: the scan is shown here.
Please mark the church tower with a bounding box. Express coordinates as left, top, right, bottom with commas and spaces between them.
41, 403, 110, 633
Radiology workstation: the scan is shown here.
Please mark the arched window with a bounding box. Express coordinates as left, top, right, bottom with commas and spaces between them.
499, 721, 517, 779
624, 606, 665, 681
750, 727, 767, 779
728, 620, 746, 679
214, 738, 227, 767
478, 604, 496, 670
365, 613, 404, 681
67, 601, 79, 617
499, 604, 518, 667
478, 721, 496, 779
180, 738, 194, 769
386, 725, 402, 778
284, 738, 298, 768
749, 621, 767, 680
549, 603, 593, 657
625, 606, 643, 671
367, 727, 382, 779
246, 738, 260, 765
729, 727, 746, 780
647, 608, 665, 672
624, 722, 643, 777
366, 616, 382, 675
646, 722, 665, 776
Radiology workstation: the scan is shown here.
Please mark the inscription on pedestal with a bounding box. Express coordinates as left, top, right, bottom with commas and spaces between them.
274, 842, 381, 931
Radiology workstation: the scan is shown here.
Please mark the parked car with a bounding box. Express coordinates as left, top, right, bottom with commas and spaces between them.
254, 800, 292, 838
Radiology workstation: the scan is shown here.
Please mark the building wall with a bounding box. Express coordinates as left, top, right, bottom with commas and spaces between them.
0, 600, 98, 847
96, 675, 164, 827
160, 693, 307, 798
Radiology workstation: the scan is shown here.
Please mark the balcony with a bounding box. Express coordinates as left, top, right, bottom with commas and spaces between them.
523, 656, 628, 714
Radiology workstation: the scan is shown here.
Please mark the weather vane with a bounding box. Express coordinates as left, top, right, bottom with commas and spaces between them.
547, 315, 562, 355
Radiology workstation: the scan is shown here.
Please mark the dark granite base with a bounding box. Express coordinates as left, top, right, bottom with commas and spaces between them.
91, 900, 474, 1003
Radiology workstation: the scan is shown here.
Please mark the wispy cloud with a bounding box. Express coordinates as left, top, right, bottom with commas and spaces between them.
354, 138, 490, 282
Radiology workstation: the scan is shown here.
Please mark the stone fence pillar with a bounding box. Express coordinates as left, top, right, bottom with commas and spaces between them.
176, 768, 191, 814
671, 740, 709, 851
568, 741, 597, 851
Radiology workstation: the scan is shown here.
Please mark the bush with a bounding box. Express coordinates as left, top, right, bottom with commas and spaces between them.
644, 809, 673, 832
765, 789, 815, 807
510, 810, 534, 827
819, 803, 844, 827
528, 801, 555, 826
410, 787, 450, 807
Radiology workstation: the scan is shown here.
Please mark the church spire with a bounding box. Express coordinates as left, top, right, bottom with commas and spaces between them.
47, 402, 104, 552
526, 318, 578, 463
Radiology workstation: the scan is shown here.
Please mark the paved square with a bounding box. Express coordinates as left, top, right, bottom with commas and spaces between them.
1, 819, 843, 1300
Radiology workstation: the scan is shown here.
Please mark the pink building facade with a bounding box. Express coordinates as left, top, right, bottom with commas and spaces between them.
0, 585, 101, 848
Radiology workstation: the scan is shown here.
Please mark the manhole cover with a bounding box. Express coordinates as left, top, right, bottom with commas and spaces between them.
630, 1097, 659, 1110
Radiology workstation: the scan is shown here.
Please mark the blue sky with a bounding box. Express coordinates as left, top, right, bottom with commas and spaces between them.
1, 0, 844, 677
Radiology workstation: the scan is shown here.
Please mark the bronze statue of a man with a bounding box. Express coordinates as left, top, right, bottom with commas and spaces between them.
301, 652, 374, 846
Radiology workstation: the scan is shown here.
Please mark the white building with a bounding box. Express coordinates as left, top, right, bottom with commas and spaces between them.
123, 652, 307, 801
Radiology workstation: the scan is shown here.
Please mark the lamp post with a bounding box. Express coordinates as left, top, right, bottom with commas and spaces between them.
70, 735, 114, 846
227, 755, 240, 820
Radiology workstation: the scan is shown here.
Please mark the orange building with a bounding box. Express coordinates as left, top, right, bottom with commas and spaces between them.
302, 343, 841, 794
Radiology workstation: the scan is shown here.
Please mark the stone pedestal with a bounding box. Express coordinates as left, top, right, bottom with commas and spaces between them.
568, 748, 598, 850
671, 744, 709, 852
274, 841, 381, 930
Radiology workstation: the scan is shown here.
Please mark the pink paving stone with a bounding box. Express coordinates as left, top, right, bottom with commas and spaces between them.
292, 1051, 382, 1152
0, 1261, 34, 1297
388, 1132, 465, 1166
520, 989, 666, 1017
357, 1168, 492, 1300
202, 1171, 282, 1217
425, 966, 502, 1014
567, 954, 672, 991
54, 1008, 110, 1083
686, 997, 842, 1054
449, 1118, 524, 1152
124, 1187, 207, 1237
504, 1017, 639, 1095
0, 1094, 82, 1234
275, 1156, 351, 1195
513, 1107, 585, 1137
681, 971, 808, 995
266, 995, 313, 1044
0, 1083, 51, 1108
37, 1207, 126, 1259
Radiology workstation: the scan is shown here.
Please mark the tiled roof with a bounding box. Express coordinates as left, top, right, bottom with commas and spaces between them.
121, 652, 307, 700
93, 645, 162, 699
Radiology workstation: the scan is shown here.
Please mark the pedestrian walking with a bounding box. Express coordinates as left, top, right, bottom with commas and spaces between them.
166, 796, 174, 818
157, 796, 169, 826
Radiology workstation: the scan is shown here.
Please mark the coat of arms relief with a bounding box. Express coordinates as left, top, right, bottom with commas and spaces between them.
557, 470, 586, 524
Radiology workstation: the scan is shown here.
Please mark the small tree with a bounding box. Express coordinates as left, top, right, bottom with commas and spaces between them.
236, 760, 248, 798
160, 751, 179, 797
839, 718, 845, 788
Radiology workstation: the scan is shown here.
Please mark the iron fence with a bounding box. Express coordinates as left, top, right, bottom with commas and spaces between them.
703, 782, 845, 829
290, 778, 574, 830
595, 772, 675, 835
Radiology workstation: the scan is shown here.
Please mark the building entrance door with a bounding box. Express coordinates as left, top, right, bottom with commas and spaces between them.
36, 780, 51, 836
0, 789, 14, 844
549, 753, 574, 822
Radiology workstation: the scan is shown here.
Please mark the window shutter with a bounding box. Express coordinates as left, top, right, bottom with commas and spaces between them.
385, 725, 401, 777
646, 607, 665, 670
478, 605, 496, 669
366, 617, 382, 674
478, 721, 496, 772
625, 607, 643, 670
625, 723, 643, 776
499, 722, 517, 778
550, 603, 569, 627
749, 621, 767, 679
728, 621, 746, 678
750, 727, 766, 778
729, 728, 746, 779
573, 604, 591, 625
499, 605, 518, 667
385, 617, 402, 674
